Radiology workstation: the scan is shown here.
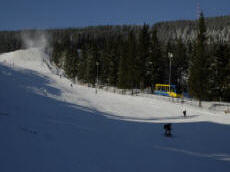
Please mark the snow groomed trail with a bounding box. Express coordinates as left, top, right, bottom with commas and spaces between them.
0, 48, 230, 172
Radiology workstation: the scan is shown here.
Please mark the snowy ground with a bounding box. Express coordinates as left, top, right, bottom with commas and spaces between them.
0, 48, 230, 172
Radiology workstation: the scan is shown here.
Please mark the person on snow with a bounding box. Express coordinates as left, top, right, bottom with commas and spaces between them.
183, 109, 187, 117
164, 123, 172, 137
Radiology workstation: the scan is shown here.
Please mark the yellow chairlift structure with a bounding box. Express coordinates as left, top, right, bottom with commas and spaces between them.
154, 84, 182, 98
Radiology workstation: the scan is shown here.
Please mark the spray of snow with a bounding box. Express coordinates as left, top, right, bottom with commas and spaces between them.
20, 30, 50, 50
0, 31, 63, 75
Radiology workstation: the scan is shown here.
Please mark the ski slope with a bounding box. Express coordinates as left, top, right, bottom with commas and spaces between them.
0, 48, 230, 172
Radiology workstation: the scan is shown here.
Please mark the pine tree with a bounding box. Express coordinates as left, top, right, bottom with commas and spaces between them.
117, 31, 138, 89
225, 59, 230, 101
107, 39, 119, 86
148, 29, 162, 91
77, 46, 88, 82
113, 36, 123, 87
209, 43, 230, 101
137, 24, 150, 89
188, 12, 209, 106
173, 39, 188, 93
52, 41, 62, 66
127, 30, 138, 90
118, 41, 129, 89
64, 47, 78, 79
100, 46, 110, 85
86, 43, 98, 85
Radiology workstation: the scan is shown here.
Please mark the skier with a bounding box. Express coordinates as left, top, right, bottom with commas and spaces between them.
183, 109, 187, 117
164, 123, 172, 137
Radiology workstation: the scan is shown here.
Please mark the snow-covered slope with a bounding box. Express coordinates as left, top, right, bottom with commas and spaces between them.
0, 48, 230, 172
0, 48, 62, 75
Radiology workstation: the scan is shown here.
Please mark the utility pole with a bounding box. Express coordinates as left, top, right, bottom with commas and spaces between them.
168, 52, 173, 93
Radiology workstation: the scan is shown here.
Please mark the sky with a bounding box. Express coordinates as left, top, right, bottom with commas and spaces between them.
0, 0, 229, 30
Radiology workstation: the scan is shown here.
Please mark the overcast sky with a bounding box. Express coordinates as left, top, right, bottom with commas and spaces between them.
0, 0, 229, 30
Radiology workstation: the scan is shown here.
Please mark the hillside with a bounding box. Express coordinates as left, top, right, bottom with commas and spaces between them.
155, 15, 230, 42
1, 15, 230, 55
1, 48, 230, 172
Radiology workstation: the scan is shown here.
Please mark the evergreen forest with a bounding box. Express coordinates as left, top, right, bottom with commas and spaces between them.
0, 14, 230, 102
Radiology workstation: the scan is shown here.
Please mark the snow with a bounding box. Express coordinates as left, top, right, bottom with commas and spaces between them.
0, 48, 230, 172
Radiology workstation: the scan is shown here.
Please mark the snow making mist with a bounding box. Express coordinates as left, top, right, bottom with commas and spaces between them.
20, 30, 50, 50
20, 30, 53, 62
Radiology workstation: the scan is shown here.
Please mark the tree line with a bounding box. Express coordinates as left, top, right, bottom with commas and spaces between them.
0, 14, 230, 103
0, 31, 22, 53
51, 13, 230, 103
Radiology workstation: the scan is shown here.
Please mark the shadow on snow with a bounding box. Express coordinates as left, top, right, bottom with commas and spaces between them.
0, 64, 230, 172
